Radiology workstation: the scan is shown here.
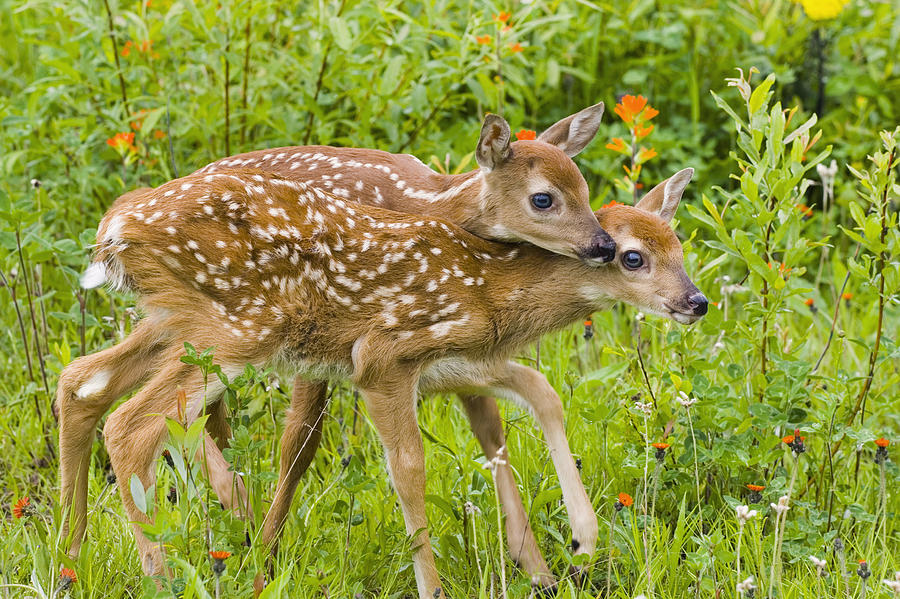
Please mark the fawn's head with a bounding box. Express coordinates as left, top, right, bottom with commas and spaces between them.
473, 104, 616, 264
592, 168, 707, 324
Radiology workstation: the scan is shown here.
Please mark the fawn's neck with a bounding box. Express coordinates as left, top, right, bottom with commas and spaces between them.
479, 248, 615, 352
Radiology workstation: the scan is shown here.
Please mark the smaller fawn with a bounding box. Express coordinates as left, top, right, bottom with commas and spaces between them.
67, 165, 704, 597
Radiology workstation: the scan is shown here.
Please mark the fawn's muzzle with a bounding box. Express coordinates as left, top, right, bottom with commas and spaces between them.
687, 292, 708, 316
580, 229, 617, 263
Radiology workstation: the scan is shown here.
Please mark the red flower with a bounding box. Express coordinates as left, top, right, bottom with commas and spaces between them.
605, 137, 628, 154
804, 298, 814, 307
515, 129, 536, 141
494, 11, 511, 23
59, 568, 77, 590
476, 34, 492, 45
746, 484, 765, 492
617, 492, 633, 507
12, 496, 31, 519
508, 42, 523, 53
875, 438, 890, 448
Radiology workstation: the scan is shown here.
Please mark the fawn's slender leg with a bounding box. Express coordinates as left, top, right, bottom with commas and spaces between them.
103, 346, 216, 576
358, 366, 445, 599
458, 394, 555, 587
260, 379, 328, 550
491, 361, 598, 560
56, 321, 169, 558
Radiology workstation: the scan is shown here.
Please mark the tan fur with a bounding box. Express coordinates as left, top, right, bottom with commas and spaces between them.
58, 166, 704, 597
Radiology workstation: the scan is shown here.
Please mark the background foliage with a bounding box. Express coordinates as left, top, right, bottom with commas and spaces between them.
1, 0, 898, 597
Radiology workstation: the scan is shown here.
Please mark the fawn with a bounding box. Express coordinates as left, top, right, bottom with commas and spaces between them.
57, 104, 618, 582
64, 165, 704, 597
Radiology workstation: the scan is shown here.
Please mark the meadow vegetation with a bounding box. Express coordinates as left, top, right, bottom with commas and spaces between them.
1, 0, 898, 597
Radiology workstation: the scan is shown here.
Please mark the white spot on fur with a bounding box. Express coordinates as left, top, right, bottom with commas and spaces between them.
76, 370, 110, 398
80, 263, 106, 289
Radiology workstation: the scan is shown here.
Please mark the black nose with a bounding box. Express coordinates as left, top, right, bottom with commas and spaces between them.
586, 230, 616, 263
687, 292, 708, 316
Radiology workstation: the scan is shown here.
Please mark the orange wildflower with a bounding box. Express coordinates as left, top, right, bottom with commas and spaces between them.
605, 137, 628, 154
782, 434, 795, 444
153, 129, 166, 139
600, 200, 622, 209
59, 568, 77, 589
617, 492, 633, 507
121, 40, 133, 57
842, 292, 853, 301
642, 106, 659, 121
494, 11, 511, 23
476, 35, 492, 45
652, 442, 670, 450
614, 95, 648, 124
209, 550, 231, 560
636, 147, 657, 164
746, 484, 765, 492
515, 129, 536, 141
12, 497, 31, 519
106, 132, 136, 154
805, 298, 814, 307
508, 42, 523, 53
633, 123, 654, 139
875, 438, 890, 448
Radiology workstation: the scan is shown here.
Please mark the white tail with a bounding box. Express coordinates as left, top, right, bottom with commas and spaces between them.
58, 167, 705, 597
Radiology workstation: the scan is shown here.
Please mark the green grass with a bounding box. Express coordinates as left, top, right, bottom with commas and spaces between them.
1, 0, 899, 597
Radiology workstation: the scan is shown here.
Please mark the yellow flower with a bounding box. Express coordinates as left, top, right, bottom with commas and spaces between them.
797, 0, 848, 21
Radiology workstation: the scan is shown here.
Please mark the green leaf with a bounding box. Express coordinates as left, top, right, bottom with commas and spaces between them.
130, 474, 147, 515
748, 73, 776, 115
329, 16, 352, 51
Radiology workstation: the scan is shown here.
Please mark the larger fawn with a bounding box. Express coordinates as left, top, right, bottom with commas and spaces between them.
66, 165, 704, 597
57, 104, 619, 582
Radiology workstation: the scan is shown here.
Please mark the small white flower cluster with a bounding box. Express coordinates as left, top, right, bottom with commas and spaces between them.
770, 495, 790, 515
810, 555, 827, 577
677, 391, 697, 409
736, 576, 756, 595
735, 505, 757, 525
635, 401, 653, 416
883, 572, 900, 594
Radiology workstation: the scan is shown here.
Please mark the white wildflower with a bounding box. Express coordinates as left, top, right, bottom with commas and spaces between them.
810, 555, 827, 576
735, 505, 757, 524
635, 401, 653, 416
677, 392, 697, 409
463, 501, 480, 515
736, 576, 756, 595
770, 495, 790, 515
883, 577, 900, 595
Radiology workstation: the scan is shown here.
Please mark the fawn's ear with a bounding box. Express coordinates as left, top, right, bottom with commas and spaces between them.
635, 168, 694, 223
537, 102, 605, 157
476, 114, 512, 170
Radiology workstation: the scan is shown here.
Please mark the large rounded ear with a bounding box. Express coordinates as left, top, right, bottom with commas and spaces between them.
536, 102, 605, 157
476, 114, 512, 170
634, 168, 694, 223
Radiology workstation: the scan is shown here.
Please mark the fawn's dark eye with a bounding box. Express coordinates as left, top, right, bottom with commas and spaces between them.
622, 251, 644, 270
530, 193, 553, 210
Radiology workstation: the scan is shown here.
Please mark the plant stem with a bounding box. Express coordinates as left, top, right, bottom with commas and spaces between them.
102, 0, 129, 109
240, 1, 252, 146
686, 408, 703, 532
606, 509, 619, 599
